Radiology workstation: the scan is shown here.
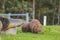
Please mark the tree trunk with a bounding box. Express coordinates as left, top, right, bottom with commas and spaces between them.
58, 0, 60, 24
32, 0, 35, 19
2, 0, 5, 13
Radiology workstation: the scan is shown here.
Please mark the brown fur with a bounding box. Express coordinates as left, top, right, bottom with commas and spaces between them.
22, 22, 31, 32
22, 19, 42, 34
30, 19, 42, 33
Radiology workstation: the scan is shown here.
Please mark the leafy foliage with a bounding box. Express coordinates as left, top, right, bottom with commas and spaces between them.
0, 0, 60, 24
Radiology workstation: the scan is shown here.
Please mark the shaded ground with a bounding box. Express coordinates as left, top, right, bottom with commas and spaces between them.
0, 25, 60, 40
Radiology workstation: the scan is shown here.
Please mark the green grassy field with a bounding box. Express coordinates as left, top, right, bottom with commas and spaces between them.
0, 25, 60, 40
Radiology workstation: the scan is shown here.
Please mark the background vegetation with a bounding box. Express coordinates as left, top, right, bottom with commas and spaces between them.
0, 0, 60, 25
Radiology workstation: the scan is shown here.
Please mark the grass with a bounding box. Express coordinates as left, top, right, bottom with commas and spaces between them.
0, 25, 60, 40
